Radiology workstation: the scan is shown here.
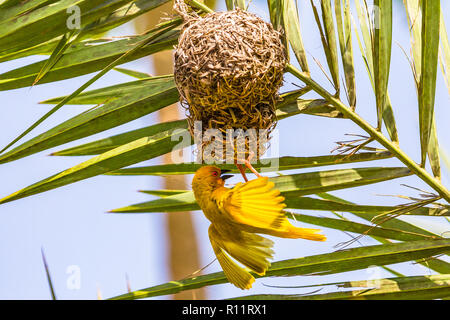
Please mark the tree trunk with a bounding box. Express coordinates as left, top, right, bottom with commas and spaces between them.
134, 1, 206, 300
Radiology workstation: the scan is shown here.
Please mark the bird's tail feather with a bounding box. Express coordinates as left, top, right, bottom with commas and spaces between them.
273, 225, 327, 241
210, 240, 255, 290
221, 232, 274, 275
209, 225, 274, 289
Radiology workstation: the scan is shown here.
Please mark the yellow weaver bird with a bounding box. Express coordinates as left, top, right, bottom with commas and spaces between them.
192, 166, 326, 289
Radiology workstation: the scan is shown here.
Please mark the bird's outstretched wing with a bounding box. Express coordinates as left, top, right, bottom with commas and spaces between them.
208, 224, 273, 290
216, 177, 326, 241
216, 177, 286, 229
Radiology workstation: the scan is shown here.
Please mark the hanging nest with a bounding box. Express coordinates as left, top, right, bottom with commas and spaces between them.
173, 0, 287, 162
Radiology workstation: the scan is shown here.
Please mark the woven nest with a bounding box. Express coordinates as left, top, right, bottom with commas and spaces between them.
173, 1, 287, 162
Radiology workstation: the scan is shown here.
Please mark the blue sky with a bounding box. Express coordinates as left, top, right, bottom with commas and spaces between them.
0, 0, 449, 299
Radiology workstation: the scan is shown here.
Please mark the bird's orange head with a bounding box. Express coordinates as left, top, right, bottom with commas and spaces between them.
192, 166, 232, 195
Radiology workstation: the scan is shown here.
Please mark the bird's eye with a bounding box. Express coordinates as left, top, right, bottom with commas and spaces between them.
212, 171, 218, 176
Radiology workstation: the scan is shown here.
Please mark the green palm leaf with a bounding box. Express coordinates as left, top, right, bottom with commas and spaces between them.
418, 1, 441, 169
0, 129, 187, 205
108, 240, 450, 299
0, 77, 178, 164
233, 274, 450, 300
109, 167, 411, 213
0, 29, 178, 91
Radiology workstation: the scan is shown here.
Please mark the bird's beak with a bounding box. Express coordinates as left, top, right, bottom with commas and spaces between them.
220, 169, 233, 181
